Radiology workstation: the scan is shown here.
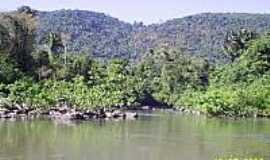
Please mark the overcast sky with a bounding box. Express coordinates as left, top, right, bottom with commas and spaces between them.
0, 0, 269, 24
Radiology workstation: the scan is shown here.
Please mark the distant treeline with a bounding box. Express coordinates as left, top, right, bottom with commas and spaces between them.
35, 8, 270, 63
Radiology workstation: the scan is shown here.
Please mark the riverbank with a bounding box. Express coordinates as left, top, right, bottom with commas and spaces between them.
1, 99, 270, 121
0, 100, 138, 121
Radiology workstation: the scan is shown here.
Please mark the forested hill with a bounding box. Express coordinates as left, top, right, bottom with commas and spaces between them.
37, 10, 270, 63
140, 13, 270, 63
37, 10, 133, 59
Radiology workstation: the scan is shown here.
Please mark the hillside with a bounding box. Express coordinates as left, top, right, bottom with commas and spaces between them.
35, 10, 270, 62
141, 13, 270, 63
37, 10, 133, 59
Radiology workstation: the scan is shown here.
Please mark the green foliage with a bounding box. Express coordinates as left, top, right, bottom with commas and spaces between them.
0, 12, 36, 72
50, 54, 94, 81
37, 9, 134, 60
137, 48, 209, 105
3, 57, 145, 109
7, 78, 41, 106
0, 54, 21, 83
179, 77, 270, 116
0, 7, 269, 117
43, 32, 65, 61
224, 29, 257, 62
180, 34, 270, 117
36, 9, 270, 63
212, 35, 270, 85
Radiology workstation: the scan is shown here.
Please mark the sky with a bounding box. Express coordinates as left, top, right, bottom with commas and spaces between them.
0, 0, 270, 24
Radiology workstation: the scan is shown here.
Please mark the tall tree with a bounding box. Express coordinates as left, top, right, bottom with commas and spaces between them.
61, 32, 72, 65
44, 32, 65, 62
224, 29, 257, 62
0, 7, 37, 72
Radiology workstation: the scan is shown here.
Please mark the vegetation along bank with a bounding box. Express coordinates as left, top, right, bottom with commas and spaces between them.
0, 6, 269, 120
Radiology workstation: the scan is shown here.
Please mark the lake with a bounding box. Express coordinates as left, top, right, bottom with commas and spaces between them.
0, 112, 270, 160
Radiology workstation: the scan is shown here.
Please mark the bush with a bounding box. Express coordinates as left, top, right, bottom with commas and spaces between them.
179, 75, 270, 116
0, 54, 22, 84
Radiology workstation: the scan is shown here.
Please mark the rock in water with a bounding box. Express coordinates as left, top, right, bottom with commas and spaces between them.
124, 112, 138, 119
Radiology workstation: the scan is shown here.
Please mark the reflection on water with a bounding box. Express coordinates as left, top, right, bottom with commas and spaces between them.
0, 112, 270, 160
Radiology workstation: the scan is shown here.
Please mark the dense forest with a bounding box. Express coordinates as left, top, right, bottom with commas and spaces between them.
0, 6, 269, 118
36, 9, 270, 63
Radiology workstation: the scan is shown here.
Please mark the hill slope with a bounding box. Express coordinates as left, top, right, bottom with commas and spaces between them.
36, 10, 270, 63
37, 10, 133, 59
141, 13, 270, 63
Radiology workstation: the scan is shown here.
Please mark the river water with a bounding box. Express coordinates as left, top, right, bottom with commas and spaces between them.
0, 112, 269, 160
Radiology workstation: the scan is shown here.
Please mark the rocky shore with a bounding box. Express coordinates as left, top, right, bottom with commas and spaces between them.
0, 100, 138, 121
3, 99, 266, 121
0, 98, 205, 121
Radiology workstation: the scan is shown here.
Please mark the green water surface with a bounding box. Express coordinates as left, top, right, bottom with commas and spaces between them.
0, 112, 269, 160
